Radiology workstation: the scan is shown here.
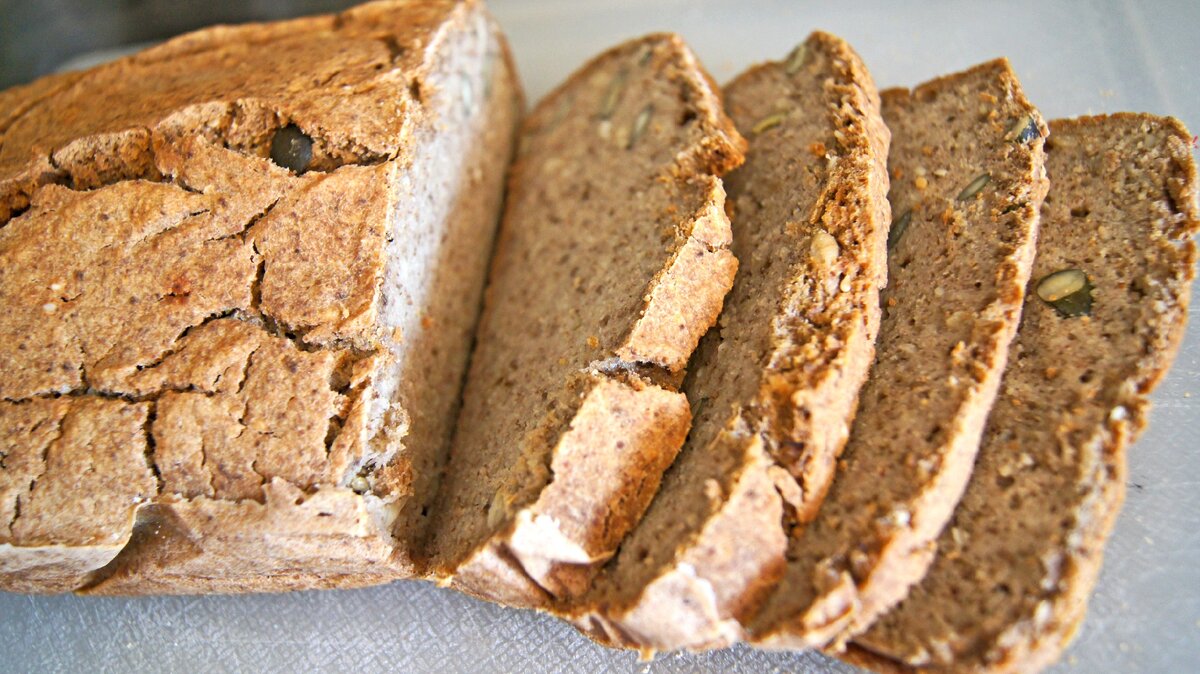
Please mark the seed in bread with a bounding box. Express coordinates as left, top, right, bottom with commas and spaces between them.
0, 0, 522, 594
750, 59, 1048, 649
849, 114, 1200, 674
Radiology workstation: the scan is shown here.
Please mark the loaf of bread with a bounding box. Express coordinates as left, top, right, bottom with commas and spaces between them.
424, 33, 744, 608
847, 114, 1199, 674
570, 32, 891, 652
0, 0, 521, 593
750, 59, 1048, 649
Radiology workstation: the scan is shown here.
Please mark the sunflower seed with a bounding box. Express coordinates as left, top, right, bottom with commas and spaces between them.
752, 113, 785, 135
599, 69, 629, 119
785, 43, 809, 74
627, 104, 654, 149
957, 173, 991, 201
1004, 115, 1040, 143
637, 44, 655, 66
888, 209, 912, 250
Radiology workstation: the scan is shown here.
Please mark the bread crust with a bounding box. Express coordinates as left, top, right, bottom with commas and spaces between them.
0, 0, 522, 593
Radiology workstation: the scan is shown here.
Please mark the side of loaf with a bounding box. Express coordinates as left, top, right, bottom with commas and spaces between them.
849, 113, 1200, 674
0, 0, 522, 593
570, 32, 891, 653
424, 33, 745, 608
751, 59, 1048, 649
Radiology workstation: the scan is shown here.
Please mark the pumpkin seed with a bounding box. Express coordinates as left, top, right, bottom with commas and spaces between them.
957, 173, 991, 201
888, 209, 912, 250
1036, 268, 1093, 317
269, 124, 313, 174
752, 113, 785, 135
1004, 115, 1040, 143
627, 104, 654, 149
599, 69, 629, 119
785, 43, 809, 74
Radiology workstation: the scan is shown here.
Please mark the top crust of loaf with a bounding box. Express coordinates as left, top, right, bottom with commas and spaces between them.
426, 33, 744, 608
751, 58, 1049, 649
568, 32, 892, 653
0, 0, 522, 593
851, 113, 1200, 674
0, 1, 462, 186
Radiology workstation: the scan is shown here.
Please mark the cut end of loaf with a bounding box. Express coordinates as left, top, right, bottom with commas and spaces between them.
0, 0, 521, 593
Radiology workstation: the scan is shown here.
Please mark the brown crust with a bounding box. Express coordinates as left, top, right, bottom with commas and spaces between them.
617, 179, 739, 372
848, 114, 1198, 674
752, 58, 1049, 649
0, 0, 522, 593
575, 435, 785, 651
453, 377, 691, 605
745, 29, 893, 523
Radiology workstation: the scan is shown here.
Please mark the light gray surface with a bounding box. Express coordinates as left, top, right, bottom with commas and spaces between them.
2, 1, 1198, 672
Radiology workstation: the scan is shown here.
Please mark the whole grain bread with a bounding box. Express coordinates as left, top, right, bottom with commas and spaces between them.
848, 114, 1200, 674
424, 33, 745, 608
0, 0, 522, 593
569, 32, 891, 652
750, 59, 1048, 649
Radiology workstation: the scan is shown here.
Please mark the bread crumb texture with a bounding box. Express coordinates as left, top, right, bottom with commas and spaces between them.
569, 31, 892, 653
426, 33, 744, 608
853, 113, 1199, 674
751, 58, 1049, 649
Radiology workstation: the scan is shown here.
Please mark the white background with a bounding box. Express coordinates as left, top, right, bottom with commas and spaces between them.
1, 1, 1197, 672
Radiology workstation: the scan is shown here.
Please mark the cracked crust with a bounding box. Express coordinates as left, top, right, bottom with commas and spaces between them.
425, 33, 744, 609
751, 59, 1048, 650
0, 0, 523, 593
566, 32, 891, 653
849, 114, 1200, 674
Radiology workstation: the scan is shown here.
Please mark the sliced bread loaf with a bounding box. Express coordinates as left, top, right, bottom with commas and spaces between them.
848, 114, 1200, 673
750, 59, 1048, 649
569, 32, 891, 652
424, 34, 745, 608
0, 0, 522, 593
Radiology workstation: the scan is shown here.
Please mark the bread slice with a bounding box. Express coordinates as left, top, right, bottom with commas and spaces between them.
0, 0, 522, 593
424, 34, 745, 608
749, 59, 1048, 649
569, 32, 891, 652
847, 114, 1200, 674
